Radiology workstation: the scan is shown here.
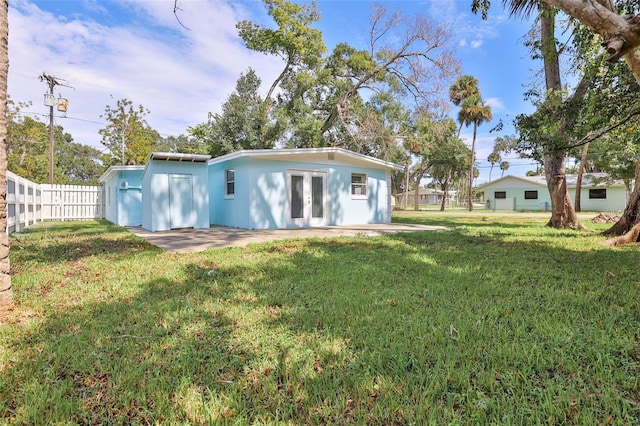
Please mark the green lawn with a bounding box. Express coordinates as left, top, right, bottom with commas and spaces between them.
1, 215, 639, 424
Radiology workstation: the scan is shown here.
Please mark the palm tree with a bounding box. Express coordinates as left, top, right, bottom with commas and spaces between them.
500, 161, 510, 177
0, 0, 11, 309
458, 94, 492, 211
487, 151, 501, 181
449, 75, 480, 136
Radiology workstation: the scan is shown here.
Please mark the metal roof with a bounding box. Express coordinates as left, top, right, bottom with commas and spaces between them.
476, 173, 627, 191
149, 152, 211, 162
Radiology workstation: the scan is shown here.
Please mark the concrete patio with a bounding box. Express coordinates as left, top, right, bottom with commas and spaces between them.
127, 223, 447, 253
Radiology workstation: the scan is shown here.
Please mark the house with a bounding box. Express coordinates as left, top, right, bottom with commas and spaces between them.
395, 187, 457, 207
99, 147, 403, 231
141, 152, 211, 232
100, 165, 145, 227
477, 173, 628, 211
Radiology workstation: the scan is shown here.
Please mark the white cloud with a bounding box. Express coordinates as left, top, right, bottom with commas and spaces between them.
485, 97, 505, 111
8, 0, 284, 150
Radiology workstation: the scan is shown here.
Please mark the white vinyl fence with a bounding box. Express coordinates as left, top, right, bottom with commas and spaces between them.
7, 171, 102, 235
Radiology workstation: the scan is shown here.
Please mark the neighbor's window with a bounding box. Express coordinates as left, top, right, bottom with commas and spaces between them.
351, 173, 367, 197
524, 190, 538, 200
225, 169, 235, 197
494, 191, 506, 199
589, 188, 606, 199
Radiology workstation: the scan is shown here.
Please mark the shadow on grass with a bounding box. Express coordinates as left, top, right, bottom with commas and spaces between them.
2, 222, 640, 423
10, 220, 158, 264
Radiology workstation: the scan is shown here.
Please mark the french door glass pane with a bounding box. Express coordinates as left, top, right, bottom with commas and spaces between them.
312, 176, 323, 218
291, 175, 304, 219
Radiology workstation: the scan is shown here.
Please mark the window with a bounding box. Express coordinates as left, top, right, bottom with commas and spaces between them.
225, 169, 235, 197
524, 190, 538, 200
351, 173, 367, 197
494, 191, 506, 199
589, 188, 606, 199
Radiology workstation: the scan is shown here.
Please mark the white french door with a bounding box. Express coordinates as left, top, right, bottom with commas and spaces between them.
287, 170, 327, 226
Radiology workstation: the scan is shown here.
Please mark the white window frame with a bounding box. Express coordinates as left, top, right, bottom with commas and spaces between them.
225, 169, 235, 199
351, 172, 368, 199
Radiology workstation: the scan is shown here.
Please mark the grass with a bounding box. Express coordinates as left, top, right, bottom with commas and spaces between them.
1, 215, 639, 424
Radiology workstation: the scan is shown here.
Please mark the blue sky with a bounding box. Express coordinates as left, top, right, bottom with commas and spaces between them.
9, 0, 542, 183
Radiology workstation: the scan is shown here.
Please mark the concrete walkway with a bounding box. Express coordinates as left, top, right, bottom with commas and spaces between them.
127, 223, 447, 253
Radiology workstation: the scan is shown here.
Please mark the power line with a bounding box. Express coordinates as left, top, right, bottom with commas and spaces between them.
14, 110, 105, 125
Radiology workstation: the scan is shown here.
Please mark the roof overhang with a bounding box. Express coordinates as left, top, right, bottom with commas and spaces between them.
208, 147, 404, 171
149, 152, 211, 163
98, 165, 145, 183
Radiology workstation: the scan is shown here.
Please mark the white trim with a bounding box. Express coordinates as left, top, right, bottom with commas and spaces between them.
351, 172, 368, 199
98, 165, 145, 183
224, 169, 235, 199
149, 152, 211, 162
286, 168, 328, 226
208, 147, 403, 172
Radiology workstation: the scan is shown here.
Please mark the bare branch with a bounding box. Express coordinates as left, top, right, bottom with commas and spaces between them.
173, 0, 191, 31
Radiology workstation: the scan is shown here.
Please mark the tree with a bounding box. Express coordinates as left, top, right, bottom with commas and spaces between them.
457, 93, 492, 211
318, 3, 458, 140
158, 134, 208, 155
190, 69, 271, 157
55, 138, 104, 185
237, 0, 326, 111
500, 160, 510, 177
523, 0, 640, 241
487, 151, 501, 182
474, 0, 585, 228
0, 0, 10, 308
7, 102, 104, 184
449, 75, 480, 136
99, 98, 161, 166
417, 118, 469, 211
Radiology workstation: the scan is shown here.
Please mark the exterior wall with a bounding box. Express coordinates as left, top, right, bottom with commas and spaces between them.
142, 161, 209, 232
103, 169, 143, 226
569, 186, 627, 212
209, 157, 252, 229
482, 177, 628, 211
208, 157, 393, 229
482, 178, 550, 211
329, 163, 391, 226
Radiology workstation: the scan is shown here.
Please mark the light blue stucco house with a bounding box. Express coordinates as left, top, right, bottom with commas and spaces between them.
477, 173, 628, 212
100, 165, 145, 227
99, 147, 402, 232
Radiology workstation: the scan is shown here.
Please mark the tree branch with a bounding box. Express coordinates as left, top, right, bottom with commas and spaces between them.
173, 0, 191, 30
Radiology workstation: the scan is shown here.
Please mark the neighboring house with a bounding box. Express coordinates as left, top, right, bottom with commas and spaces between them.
395, 188, 457, 206
477, 173, 628, 212
99, 147, 403, 231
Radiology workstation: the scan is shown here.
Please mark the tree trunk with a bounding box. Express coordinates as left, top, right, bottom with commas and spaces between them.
440, 174, 449, 211
544, 155, 584, 229
540, 4, 584, 229
467, 122, 477, 211
574, 142, 589, 212
403, 159, 410, 209
604, 151, 640, 236
414, 177, 421, 211
0, 0, 11, 309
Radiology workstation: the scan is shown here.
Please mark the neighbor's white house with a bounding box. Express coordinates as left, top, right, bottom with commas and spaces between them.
395, 187, 457, 207
99, 147, 403, 232
477, 173, 628, 212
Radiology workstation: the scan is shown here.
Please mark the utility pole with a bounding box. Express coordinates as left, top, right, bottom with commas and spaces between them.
38, 73, 71, 184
